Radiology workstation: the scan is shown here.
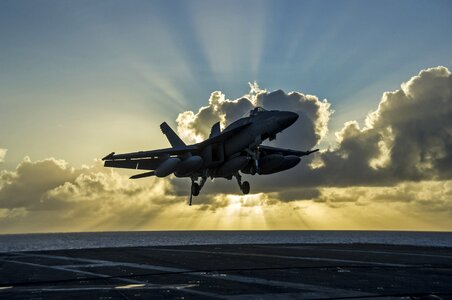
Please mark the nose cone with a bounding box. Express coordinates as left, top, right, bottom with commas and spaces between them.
278, 111, 299, 129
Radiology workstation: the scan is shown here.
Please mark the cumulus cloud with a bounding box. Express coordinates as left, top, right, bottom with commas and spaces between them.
156, 180, 452, 229
2, 66, 452, 233
172, 83, 334, 195
171, 66, 452, 209
176, 91, 255, 143
0, 157, 79, 209
254, 88, 332, 149
204, 66, 452, 192
0, 148, 6, 163
1, 157, 452, 233
176, 83, 332, 149
306, 66, 452, 186
0, 157, 187, 233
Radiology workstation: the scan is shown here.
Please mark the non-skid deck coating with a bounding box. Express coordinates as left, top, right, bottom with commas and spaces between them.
1, 243, 451, 299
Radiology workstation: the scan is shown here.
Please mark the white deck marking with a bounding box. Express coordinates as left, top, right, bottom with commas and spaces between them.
1, 252, 372, 298
149, 248, 409, 267
227, 291, 355, 300
57, 263, 124, 268
0, 259, 112, 280
115, 283, 146, 289
4, 284, 197, 292
268, 245, 452, 260
0, 257, 227, 299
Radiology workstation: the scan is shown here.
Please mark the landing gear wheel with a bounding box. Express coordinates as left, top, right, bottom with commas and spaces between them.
191, 183, 200, 196
241, 181, 250, 195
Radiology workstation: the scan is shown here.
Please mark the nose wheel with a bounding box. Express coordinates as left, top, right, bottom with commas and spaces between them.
235, 173, 250, 195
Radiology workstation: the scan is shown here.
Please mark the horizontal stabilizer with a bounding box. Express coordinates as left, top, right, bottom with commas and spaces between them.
259, 145, 320, 157
130, 171, 155, 179
160, 122, 186, 148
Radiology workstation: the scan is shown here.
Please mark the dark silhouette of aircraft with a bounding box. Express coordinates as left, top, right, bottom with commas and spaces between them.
103, 107, 319, 205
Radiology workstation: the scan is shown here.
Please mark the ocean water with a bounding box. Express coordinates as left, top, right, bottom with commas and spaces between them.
1, 231, 451, 252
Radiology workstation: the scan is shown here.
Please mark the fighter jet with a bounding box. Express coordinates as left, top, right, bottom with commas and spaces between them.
102, 107, 319, 205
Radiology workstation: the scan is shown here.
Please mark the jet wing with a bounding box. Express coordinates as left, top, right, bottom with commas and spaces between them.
102, 145, 198, 170
103, 157, 168, 170
259, 145, 319, 157
102, 145, 198, 161
102, 122, 250, 170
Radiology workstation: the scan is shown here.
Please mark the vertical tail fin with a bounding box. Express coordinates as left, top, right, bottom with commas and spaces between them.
160, 122, 186, 148
209, 122, 221, 138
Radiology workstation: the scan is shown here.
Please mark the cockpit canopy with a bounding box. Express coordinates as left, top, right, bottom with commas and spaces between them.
249, 106, 267, 116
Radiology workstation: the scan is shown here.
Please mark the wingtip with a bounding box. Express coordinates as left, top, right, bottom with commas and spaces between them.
130, 171, 155, 179
301, 149, 320, 156
102, 152, 115, 161
308, 149, 320, 155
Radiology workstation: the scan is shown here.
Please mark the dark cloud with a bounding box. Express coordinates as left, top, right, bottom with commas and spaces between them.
1, 158, 451, 233
0, 157, 78, 209
2, 67, 452, 233
255, 89, 332, 149
176, 85, 332, 149
173, 66, 452, 201
0, 157, 185, 232
174, 84, 332, 196
308, 66, 452, 186
187, 67, 452, 194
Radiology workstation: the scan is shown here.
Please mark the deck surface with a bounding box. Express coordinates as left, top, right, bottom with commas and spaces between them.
1, 243, 452, 299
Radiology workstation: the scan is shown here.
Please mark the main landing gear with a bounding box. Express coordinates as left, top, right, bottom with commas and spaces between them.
189, 176, 207, 206
189, 173, 250, 205
235, 173, 250, 195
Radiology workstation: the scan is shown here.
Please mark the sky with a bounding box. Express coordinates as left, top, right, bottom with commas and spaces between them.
1, 0, 452, 233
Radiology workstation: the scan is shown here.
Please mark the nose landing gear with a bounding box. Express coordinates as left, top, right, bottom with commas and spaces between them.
189, 176, 207, 206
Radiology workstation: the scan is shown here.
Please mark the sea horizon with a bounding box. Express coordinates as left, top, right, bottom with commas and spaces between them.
2, 230, 452, 253
2, 228, 452, 235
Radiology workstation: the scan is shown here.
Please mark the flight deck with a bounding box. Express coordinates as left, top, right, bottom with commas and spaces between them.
1, 243, 451, 299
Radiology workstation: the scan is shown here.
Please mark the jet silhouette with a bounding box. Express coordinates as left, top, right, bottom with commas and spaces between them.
103, 107, 318, 205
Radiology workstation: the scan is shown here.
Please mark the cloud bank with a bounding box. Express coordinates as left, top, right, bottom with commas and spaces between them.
1, 66, 452, 233
176, 67, 452, 192
0, 157, 183, 233
1, 156, 451, 233
306, 66, 452, 186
